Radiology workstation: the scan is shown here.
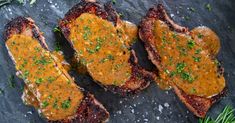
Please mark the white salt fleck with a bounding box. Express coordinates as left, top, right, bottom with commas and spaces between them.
119, 100, 123, 104
117, 110, 122, 114
177, 11, 180, 14
131, 109, 134, 113
164, 102, 170, 108
158, 104, 163, 113
27, 111, 32, 115
170, 14, 174, 17
156, 116, 160, 120
143, 119, 149, 122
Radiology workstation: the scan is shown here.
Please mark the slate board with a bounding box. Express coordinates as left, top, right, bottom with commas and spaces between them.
0, 0, 234, 123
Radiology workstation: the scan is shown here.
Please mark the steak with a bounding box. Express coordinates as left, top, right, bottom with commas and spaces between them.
4, 16, 109, 123
139, 4, 226, 117
59, 0, 156, 95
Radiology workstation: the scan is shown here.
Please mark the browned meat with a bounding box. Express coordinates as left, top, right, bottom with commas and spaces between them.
4, 16, 109, 123
139, 4, 226, 117
59, 0, 156, 95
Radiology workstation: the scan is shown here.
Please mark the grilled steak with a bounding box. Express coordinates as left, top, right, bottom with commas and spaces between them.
4, 16, 109, 123
139, 4, 226, 117
59, 0, 155, 95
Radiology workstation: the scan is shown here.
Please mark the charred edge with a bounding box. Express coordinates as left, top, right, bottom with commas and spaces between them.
4, 16, 30, 40
4, 16, 48, 50
59, 1, 109, 38
49, 93, 109, 123
174, 86, 227, 118
144, 4, 188, 33
104, 2, 118, 26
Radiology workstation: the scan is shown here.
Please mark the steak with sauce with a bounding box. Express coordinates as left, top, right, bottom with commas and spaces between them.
59, 0, 156, 95
4, 16, 109, 123
139, 4, 226, 117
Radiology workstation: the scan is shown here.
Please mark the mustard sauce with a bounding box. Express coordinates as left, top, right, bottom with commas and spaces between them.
6, 35, 84, 121
191, 26, 221, 57
153, 20, 225, 97
69, 13, 137, 86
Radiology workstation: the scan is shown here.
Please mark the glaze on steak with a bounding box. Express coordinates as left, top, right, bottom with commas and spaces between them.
4, 16, 109, 123
59, 0, 156, 95
139, 4, 226, 117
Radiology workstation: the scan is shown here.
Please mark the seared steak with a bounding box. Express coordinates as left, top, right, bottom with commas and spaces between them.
59, 0, 156, 95
4, 16, 109, 123
139, 4, 226, 117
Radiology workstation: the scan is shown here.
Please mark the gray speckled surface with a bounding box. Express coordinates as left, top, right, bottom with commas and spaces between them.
0, 0, 235, 123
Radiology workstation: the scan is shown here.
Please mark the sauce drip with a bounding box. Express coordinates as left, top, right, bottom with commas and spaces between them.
69, 13, 137, 86
191, 26, 221, 57
6, 35, 84, 121
153, 20, 225, 97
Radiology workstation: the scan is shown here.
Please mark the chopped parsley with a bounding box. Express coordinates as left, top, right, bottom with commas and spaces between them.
190, 88, 196, 94
100, 54, 114, 63
53, 27, 61, 33
189, 7, 196, 12
41, 101, 49, 108
112, 0, 116, 4
55, 41, 61, 52
35, 78, 43, 84
83, 26, 91, 40
47, 76, 56, 83
35, 56, 51, 65
61, 99, 71, 109
8, 75, 16, 88
86, 48, 95, 54
195, 49, 202, 54
0, 88, 4, 95
205, 3, 212, 11
176, 62, 186, 73
197, 33, 204, 39
187, 39, 195, 49
193, 56, 201, 62
53, 99, 59, 109
181, 72, 194, 83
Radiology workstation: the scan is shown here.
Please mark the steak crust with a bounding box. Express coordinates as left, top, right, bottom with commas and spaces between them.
139, 4, 226, 117
59, 0, 156, 96
4, 16, 109, 123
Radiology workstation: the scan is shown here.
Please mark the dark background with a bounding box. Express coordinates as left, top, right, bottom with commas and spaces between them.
0, 0, 234, 123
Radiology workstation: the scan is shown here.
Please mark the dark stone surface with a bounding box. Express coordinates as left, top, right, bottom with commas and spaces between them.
0, 0, 234, 123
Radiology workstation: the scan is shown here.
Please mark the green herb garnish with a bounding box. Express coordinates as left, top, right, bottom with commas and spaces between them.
187, 40, 195, 49
47, 76, 56, 83
61, 99, 71, 109
193, 56, 201, 62
195, 49, 202, 54
176, 62, 186, 73
190, 7, 196, 12
0, 88, 4, 95
41, 101, 49, 108
198, 33, 204, 39
35, 78, 43, 84
8, 75, 15, 88
181, 72, 194, 83
205, 3, 212, 11
0, 0, 12, 7
53, 27, 61, 33
112, 0, 116, 4
199, 105, 235, 123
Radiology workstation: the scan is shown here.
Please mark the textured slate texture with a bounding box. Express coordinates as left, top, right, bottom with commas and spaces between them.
0, 0, 234, 123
